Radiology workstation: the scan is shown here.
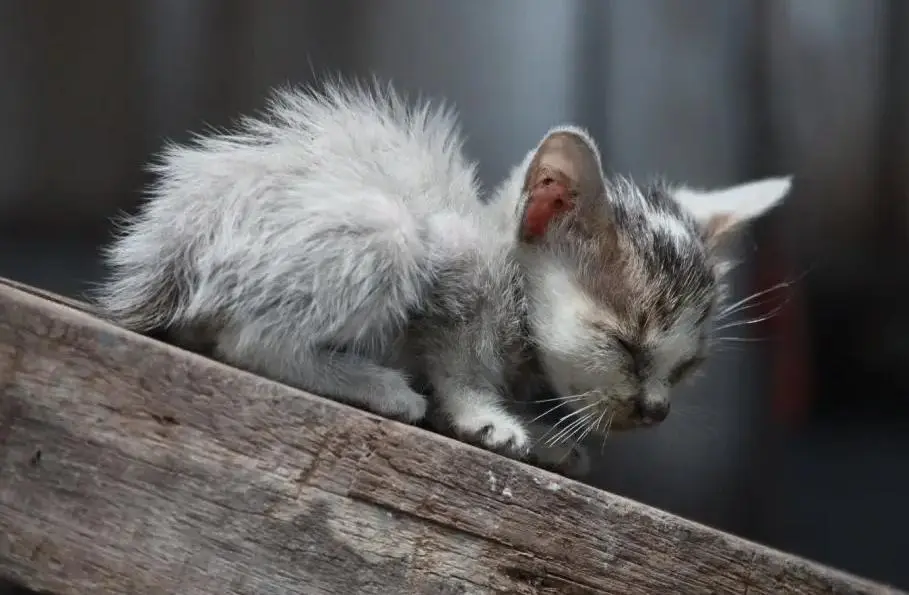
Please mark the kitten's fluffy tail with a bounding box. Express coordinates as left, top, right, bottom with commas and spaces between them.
92, 210, 192, 332
94, 76, 466, 338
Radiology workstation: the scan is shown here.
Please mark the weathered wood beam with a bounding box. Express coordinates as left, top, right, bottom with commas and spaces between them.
0, 279, 900, 594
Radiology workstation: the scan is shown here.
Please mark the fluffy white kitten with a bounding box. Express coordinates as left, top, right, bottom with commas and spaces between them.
96, 81, 790, 466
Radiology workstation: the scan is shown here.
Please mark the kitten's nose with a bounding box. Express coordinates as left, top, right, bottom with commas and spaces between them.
635, 400, 670, 424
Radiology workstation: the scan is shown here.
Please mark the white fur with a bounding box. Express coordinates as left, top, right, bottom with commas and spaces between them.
533, 263, 600, 356
494, 125, 793, 431
98, 82, 538, 458
652, 211, 693, 248
100, 83, 471, 419
674, 176, 792, 230
97, 81, 792, 470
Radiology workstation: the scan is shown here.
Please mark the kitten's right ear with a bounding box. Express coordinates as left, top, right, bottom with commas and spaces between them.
518, 127, 606, 243
673, 176, 792, 251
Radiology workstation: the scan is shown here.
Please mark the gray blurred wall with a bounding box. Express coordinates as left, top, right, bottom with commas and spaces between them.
1, 0, 907, 586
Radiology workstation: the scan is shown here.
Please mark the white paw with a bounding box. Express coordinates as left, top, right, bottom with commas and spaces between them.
453, 407, 530, 458
377, 390, 427, 423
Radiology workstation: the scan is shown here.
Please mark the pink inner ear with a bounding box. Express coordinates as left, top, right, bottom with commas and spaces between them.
522, 174, 574, 241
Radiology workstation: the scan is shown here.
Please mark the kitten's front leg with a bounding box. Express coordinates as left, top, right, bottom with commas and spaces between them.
432, 375, 531, 459
216, 332, 427, 422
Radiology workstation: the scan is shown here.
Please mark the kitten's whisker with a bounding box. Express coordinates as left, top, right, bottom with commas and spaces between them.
573, 413, 599, 452
718, 289, 787, 313
550, 413, 595, 446
533, 400, 598, 447
533, 425, 560, 447
545, 408, 598, 447
713, 336, 772, 343
600, 411, 616, 455
715, 269, 811, 322
583, 417, 599, 442
717, 281, 794, 318
708, 344, 748, 355
557, 411, 600, 468
571, 412, 599, 444
717, 296, 782, 321
713, 308, 783, 332
556, 444, 576, 467
549, 412, 597, 448
545, 412, 593, 447
526, 393, 590, 405
544, 417, 586, 448
715, 297, 788, 323
592, 407, 608, 434
528, 398, 583, 424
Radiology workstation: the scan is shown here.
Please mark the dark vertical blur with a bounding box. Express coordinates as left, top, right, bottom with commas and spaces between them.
0, 0, 906, 587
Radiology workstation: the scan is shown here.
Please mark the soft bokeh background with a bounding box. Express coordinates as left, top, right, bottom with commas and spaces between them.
1, 0, 907, 589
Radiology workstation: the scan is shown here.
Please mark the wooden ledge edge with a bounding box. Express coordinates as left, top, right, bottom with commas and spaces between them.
0, 277, 901, 594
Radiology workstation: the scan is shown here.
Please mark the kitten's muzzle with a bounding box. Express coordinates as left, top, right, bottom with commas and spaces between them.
634, 400, 670, 425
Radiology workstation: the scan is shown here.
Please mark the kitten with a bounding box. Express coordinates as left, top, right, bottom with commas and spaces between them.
488, 134, 791, 450
96, 80, 790, 465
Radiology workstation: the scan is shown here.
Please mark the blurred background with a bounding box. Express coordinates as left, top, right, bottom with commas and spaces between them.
1, 0, 907, 589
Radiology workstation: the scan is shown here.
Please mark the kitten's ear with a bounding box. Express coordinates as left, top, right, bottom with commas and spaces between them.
673, 176, 792, 250
518, 127, 606, 243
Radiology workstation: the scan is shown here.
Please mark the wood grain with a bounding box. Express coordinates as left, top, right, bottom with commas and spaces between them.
0, 279, 900, 594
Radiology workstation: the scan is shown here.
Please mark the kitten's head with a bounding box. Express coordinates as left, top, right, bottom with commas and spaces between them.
515, 126, 791, 431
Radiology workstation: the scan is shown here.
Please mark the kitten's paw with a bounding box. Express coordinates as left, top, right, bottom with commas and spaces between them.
376, 390, 428, 423
453, 408, 530, 459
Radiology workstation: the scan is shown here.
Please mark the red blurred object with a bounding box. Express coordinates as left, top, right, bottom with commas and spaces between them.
755, 237, 815, 426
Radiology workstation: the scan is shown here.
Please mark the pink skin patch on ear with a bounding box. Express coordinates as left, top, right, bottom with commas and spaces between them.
523, 175, 574, 240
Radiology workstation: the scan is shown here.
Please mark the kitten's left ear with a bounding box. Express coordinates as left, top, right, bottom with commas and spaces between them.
673, 176, 793, 250
518, 126, 607, 244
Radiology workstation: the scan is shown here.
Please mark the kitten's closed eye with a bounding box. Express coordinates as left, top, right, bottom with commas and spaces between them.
668, 356, 704, 385
614, 336, 639, 361
613, 337, 632, 356
613, 336, 644, 376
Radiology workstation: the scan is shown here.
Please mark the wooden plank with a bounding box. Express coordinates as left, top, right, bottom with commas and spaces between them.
0, 279, 899, 595
0, 277, 102, 318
